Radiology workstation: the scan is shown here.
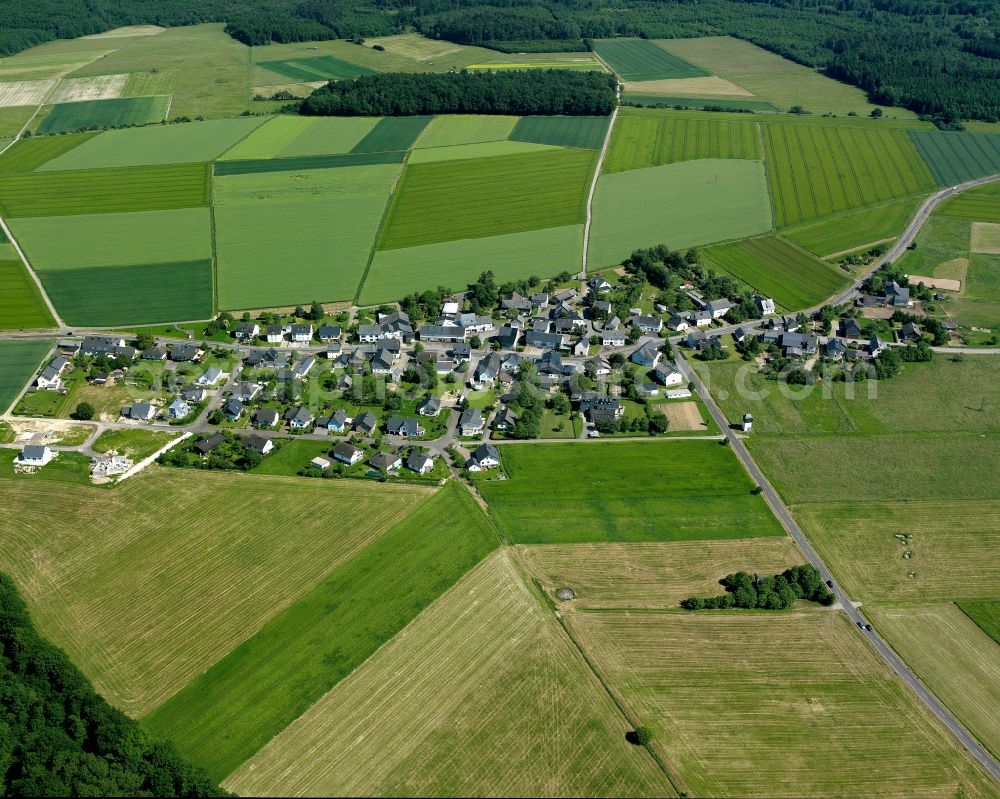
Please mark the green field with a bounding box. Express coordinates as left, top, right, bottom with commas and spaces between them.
939, 182, 1000, 223
214, 150, 404, 176
604, 111, 760, 172
92, 428, 178, 461
11, 207, 211, 270
145, 482, 497, 782
909, 131, 1000, 185
958, 600, 1000, 644
41, 259, 212, 326
0, 133, 97, 172
257, 54, 377, 82
37, 116, 267, 170
359, 224, 583, 304
406, 139, 559, 164
378, 148, 595, 250
215, 163, 401, 309
249, 439, 330, 476
479, 441, 784, 544
783, 195, 925, 257
219, 116, 381, 161
508, 115, 611, 150
764, 123, 935, 226
702, 235, 850, 310
589, 158, 773, 268
593, 39, 710, 82
415, 115, 518, 148
351, 115, 432, 153
36, 95, 169, 134
0, 162, 209, 217
0, 260, 55, 329
0, 339, 50, 412
624, 95, 781, 112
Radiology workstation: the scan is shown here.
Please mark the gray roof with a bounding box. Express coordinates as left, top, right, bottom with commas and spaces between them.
21, 444, 48, 459
333, 441, 362, 460
387, 416, 422, 436
459, 407, 484, 428
472, 443, 500, 463
369, 450, 401, 470
407, 451, 433, 471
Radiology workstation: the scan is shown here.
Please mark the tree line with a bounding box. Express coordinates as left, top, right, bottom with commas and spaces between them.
298, 70, 617, 116
0, 572, 227, 797
681, 564, 836, 611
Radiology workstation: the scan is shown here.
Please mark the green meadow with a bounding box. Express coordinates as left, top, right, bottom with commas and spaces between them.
36, 95, 169, 134
593, 39, 709, 81
508, 115, 611, 149
0, 260, 55, 329
783, 195, 925, 257
0, 339, 51, 412
415, 115, 519, 148
219, 116, 381, 160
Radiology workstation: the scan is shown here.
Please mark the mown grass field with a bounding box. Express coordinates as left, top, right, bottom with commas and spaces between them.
219, 115, 381, 160
359, 223, 583, 304
414, 114, 518, 148
520, 537, 803, 610
377, 148, 595, 250
909, 131, 1000, 185
248, 439, 330, 476
36, 116, 266, 170
570, 611, 997, 797
0, 467, 432, 716
959, 600, 1000, 643
783, 195, 925, 257
215, 163, 401, 309
702, 235, 849, 310
0, 260, 55, 329
226, 551, 671, 797
0, 162, 209, 217
868, 603, 1000, 759
36, 95, 168, 134
0, 339, 50, 411
593, 39, 709, 82
589, 158, 772, 268
604, 112, 760, 172
509, 115, 611, 149
939, 181, 1000, 223
145, 482, 498, 781
479, 441, 784, 544
763, 123, 935, 226
257, 54, 377, 82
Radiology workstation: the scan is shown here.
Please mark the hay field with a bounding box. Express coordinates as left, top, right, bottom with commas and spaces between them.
479, 441, 784, 544
783, 195, 924, 257
589, 159, 772, 268
520, 537, 803, 610
868, 603, 1000, 759
959, 600, 1000, 643
91, 428, 178, 461
571, 610, 997, 797
0, 78, 57, 107
145, 482, 498, 781
257, 54, 377, 83
971, 221, 1000, 254
0, 260, 55, 329
939, 182, 1000, 223
49, 73, 127, 103
226, 551, 671, 797
0, 133, 95, 172
219, 115, 380, 160
0, 467, 431, 716
0, 339, 51, 411
352, 115, 431, 152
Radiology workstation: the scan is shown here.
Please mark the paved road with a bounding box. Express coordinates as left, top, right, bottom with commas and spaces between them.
676, 349, 1000, 784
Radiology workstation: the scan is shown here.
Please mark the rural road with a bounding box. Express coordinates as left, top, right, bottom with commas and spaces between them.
580, 93, 620, 280
675, 349, 1000, 785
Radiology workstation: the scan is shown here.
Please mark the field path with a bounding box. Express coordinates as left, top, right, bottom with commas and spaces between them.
581, 92, 620, 282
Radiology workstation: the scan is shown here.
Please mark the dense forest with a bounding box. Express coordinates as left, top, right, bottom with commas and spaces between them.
299, 70, 617, 116
1, 0, 998, 121
0, 572, 226, 797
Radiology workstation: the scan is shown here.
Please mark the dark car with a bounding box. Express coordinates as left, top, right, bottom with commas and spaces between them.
865, 624, 872, 632
826, 580, 833, 588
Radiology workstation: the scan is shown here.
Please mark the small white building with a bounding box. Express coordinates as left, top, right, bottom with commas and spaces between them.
17, 444, 54, 467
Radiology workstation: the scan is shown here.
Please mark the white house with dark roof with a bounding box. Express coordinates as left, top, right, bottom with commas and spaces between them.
17, 444, 54, 467
35, 356, 70, 390
630, 341, 662, 368
459, 407, 485, 436
467, 443, 500, 471
333, 442, 364, 465
194, 366, 224, 386
406, 451, 434, 474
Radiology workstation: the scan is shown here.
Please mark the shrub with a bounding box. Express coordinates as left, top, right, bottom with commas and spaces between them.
70, 401, 94, 421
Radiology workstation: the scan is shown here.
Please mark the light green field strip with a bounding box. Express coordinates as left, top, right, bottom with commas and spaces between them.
414, 115, 519, 148
407, 139, 561, 164
358, 224, 583, 305
783, 195, 925, 257
215, 164, 401, 309
589, 159, 773, 269
36, 116, 267, 170
0, 340, 52, 413
10, 207, 211, 270
218, 116, 381, 161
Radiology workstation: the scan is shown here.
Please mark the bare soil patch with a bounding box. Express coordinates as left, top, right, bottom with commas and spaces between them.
659, 400, 704, 431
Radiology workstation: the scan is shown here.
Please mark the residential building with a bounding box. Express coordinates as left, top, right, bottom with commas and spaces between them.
467, 443, 500, 471
285, 406, 314, 429
17, 445, 54, 467
406, 451, 434, 474
630, 341, 661, 368
417, 395, 441, 417
369, 450, 402, 471
223, 397, 244, 421
35, 356, 70, 390
333, 442, 364, 465
168, 398, 190, 419
387, 417, 424, 437
459, 407, 485, 436
252, 408, 280, 428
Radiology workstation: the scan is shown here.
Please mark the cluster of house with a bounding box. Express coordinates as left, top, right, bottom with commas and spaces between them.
856, 280, 911, 310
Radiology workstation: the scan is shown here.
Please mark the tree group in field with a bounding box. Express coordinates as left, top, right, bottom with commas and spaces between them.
680, 564, 835, 610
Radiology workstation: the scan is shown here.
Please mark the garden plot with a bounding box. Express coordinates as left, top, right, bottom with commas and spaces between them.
49, 73, 127, 103
0, 79, 57, 107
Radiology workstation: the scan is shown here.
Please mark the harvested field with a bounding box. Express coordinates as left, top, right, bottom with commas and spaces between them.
226, 551, 670, 797
0, 260, 55, 329
49, 73, 127, 103
909, 131, 1000, 185
971, 221, 1000, 254
593, 39, 709, 82
257, 54, 377, 83
0, 78, 57, 107
905, 274, 961, 291
0, 339, 51, 412
0, 467, 432, 717
783, 195, 924, 257
219, 115, 380, 161
659, 400, 704, 431
623, 76, 754, 97
570, 611, 997, 797
868, 603, 1000, 759
145, 482, 498, 782
520, 537, 803, 610
351, 115, 433, 153
479, 440, 784, 544
415, 114, 518, 148
509, 115, 611, 150
36, 95, 169, 134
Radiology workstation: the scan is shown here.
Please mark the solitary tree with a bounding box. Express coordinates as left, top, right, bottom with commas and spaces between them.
71, 401, 94, 421
628, 726, 653, 746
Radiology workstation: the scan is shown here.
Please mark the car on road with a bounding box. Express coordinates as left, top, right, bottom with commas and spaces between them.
826, 580, 833, 588
865, 623, 872, 632
857, 621, 865, 630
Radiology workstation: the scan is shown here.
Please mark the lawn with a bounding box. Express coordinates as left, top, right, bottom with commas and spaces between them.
414, 114, 519, 148
377, 148, 595, 250
0, 339, 51, 412
249, 438, 330, 476
479, 440, 784, 544
570, 611, 996, 797
589, 159, 773, 269
592, 39, 710, 82
909, 131, 1000, 186
958, 600, 1000, 644
0, 260, 55, 329
509, 115, 612, 150
359, 224, 583, 304
35, 95, 169, 134
763, 122, 935, 226
868, 603, 1000, 760
91, 428, 178, 460
603, 110, 760, 172
783, 195, 925, 257
520, 537, 804, 610
226, 551, 671, 797
218, 116, 381, 160
0, 467, 431, 718
36, 116, 267, 170
144, 482, 498, 781
702, 235, 849, 310
215, 163, 401, 309
0, 162, 210, 217
0, 448, 94, 486
257, 54, 377, 82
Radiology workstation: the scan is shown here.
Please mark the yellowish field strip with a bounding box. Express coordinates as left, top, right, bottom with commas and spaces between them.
971, 221, 1000, 254
50, 73, 128, 103
0, 467, 432, 716
81, 25, 165, 39
0, 78, 57, 108
623, 76, 754, 97
571, 611, 998, 797
226, 551, 671, 797
520, 537, 803, 610
868, 603, 1000, 759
